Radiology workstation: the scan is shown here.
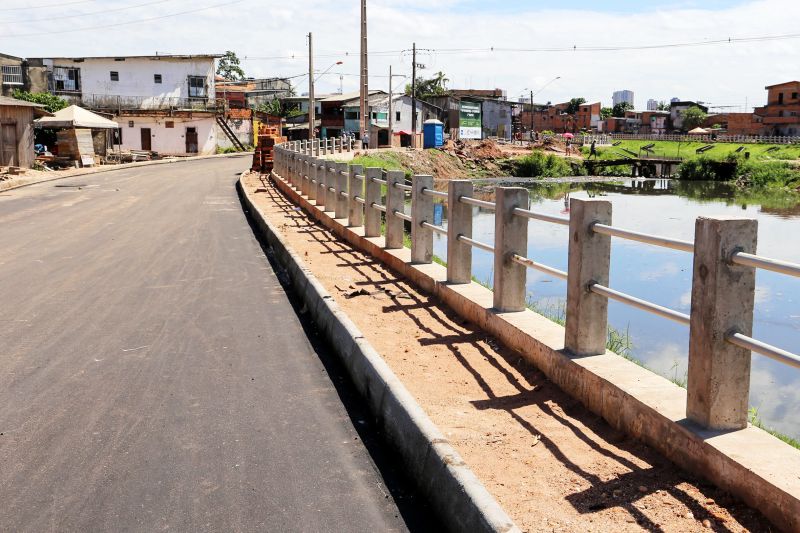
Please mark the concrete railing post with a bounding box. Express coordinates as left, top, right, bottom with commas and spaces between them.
313, 139, 320, 156
364, 168, 382, 238
348, 165, 364, 227
316, 159, 326, 208
384, 171, 406, 249
301, 155, 310, 196
493, 187, 529, 312
447, 180, 474, 284
308, 156, 317, 202
335, 162, 348, 219
288, 152, 295, 185
687, 217, 758, 430
332, 138, 337, 153
316, 159, 326, 206
564, 198, 612, 356
325, 161, 337, 210
411, 175, 434, 264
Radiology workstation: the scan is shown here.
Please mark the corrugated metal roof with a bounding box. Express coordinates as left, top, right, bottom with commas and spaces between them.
0, 96, 46, 108
321, 90, 385, 103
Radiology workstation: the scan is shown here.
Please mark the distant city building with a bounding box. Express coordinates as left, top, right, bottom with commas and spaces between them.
612, 90, 634, 108
647, 99, 658, 111
670, 97, 680, 103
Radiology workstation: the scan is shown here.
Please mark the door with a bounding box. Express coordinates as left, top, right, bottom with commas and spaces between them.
185, 127, 198, 154
1, 123, 17, 166
140, 128, 152, 151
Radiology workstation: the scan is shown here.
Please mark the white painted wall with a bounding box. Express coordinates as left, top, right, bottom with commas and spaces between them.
113, 114, 217, 156
44, 56, 215, 104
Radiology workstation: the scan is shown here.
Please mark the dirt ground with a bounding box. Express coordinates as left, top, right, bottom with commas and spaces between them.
244, 172, 772, 533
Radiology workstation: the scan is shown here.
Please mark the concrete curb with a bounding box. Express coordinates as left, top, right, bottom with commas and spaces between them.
1, 152, 253, 193
237, 174, 520, 533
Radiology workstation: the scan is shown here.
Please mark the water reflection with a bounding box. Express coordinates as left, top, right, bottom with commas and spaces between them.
431, 179, 800, 440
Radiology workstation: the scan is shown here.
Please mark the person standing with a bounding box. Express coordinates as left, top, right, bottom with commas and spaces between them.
590, 139, 598, 159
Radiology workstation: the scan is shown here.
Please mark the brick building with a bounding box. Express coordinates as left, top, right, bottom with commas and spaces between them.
754, 81, 800, 136
520, 101, 601, 133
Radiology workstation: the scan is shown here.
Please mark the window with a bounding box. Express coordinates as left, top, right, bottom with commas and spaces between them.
52, 66, 80, 92
187, 75, 206, 98
793, 92, 799, 100
154, 74, 162, 84
110, 71, 119, 81
778, 93, 784, 105
371, 112, 377, 119
128, 120, 135, 128
1, 65, 22, 85
344, 111, 359, 120
396, 111, 401, 121
165, 121, 174, 128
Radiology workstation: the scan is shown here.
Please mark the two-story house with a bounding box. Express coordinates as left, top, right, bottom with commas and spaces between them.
16, 54, 223, 155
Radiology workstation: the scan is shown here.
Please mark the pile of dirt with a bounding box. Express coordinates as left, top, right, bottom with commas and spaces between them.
440, 139, 505, 160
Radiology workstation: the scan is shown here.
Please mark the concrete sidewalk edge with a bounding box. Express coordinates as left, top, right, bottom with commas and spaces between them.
1, 152, 253, 193
237, 174, 520, 533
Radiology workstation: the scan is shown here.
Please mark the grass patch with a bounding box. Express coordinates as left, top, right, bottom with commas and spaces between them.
749, 407, 800, 449
589, 140, 800, 162
342, 152, 412, 178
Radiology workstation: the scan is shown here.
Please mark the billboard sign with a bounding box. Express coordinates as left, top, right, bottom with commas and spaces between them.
459, 100, 482, 139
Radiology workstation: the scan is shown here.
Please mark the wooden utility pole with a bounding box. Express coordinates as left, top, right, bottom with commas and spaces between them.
308, 32, 315, 140
359, 0, 368, 145
530, 90, 534, 140
411, 42, 416, 148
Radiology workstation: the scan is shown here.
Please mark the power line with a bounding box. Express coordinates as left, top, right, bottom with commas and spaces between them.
0, 0, 177, 24
244, 31, 800, 63
0, 0, 95, 11
0, 0, 244, 38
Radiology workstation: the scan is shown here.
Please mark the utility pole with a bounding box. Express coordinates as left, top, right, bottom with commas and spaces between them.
411, 42, 416, 148
308, 32, 315, 140
359, 0, 368, 146
388, 65, 393, 138
530, 90, 534, 141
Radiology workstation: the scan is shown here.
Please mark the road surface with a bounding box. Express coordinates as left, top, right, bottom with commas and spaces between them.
0, 159, 421, 532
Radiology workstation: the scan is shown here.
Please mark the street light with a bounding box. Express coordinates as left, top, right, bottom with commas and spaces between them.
309, 58, 343, 140
521, 76, 560, 141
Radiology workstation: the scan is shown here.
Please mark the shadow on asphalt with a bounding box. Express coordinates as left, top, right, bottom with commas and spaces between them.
237, 181, 443, 532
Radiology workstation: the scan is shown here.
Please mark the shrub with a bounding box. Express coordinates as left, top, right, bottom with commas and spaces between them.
512, 151, 575, 178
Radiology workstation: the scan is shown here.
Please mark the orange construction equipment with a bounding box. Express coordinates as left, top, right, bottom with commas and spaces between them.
252, 125, 285, 173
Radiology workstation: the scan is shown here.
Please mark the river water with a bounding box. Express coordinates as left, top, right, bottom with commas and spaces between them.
428, 178, 800, 440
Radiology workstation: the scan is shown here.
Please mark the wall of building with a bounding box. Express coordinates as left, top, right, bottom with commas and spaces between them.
44, 56, 215, 104
112, 114, 217, 155
0, 104, 36, 167
217, 111, 253, 149
481, 100, 513, 139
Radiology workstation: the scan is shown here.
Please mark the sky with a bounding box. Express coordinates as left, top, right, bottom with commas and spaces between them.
1, 0, 798, 111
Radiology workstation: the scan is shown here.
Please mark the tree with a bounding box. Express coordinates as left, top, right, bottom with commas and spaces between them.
257, 98, 282, 116
217, 51, 245, 81
600, 107, 613, 120
611, 101, 634, 118
682, 106, 708, 131
11, 90, 68, 113
656, 101, 670, 111
405, 71, 449, 99
565, 97, 586, 115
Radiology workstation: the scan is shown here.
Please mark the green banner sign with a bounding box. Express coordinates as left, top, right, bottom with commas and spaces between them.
459, 100, 482, 139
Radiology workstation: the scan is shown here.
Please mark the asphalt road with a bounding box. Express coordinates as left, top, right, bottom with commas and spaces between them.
0, 159, 420, 532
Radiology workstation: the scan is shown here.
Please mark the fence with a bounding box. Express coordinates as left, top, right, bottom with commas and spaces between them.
76, 94, 227, 113
583, 133, 800, 145
274, 139, 800, 432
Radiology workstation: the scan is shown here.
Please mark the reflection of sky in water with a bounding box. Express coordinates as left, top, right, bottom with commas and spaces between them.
430, 179, 800, 440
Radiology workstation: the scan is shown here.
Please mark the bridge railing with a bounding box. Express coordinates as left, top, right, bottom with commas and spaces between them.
273, 140, 800, 432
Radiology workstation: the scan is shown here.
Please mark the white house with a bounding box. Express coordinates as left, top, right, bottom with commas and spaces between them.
29, 54, 222, 155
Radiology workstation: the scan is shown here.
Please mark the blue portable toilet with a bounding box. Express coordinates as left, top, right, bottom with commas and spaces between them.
423, 119, 444, 149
